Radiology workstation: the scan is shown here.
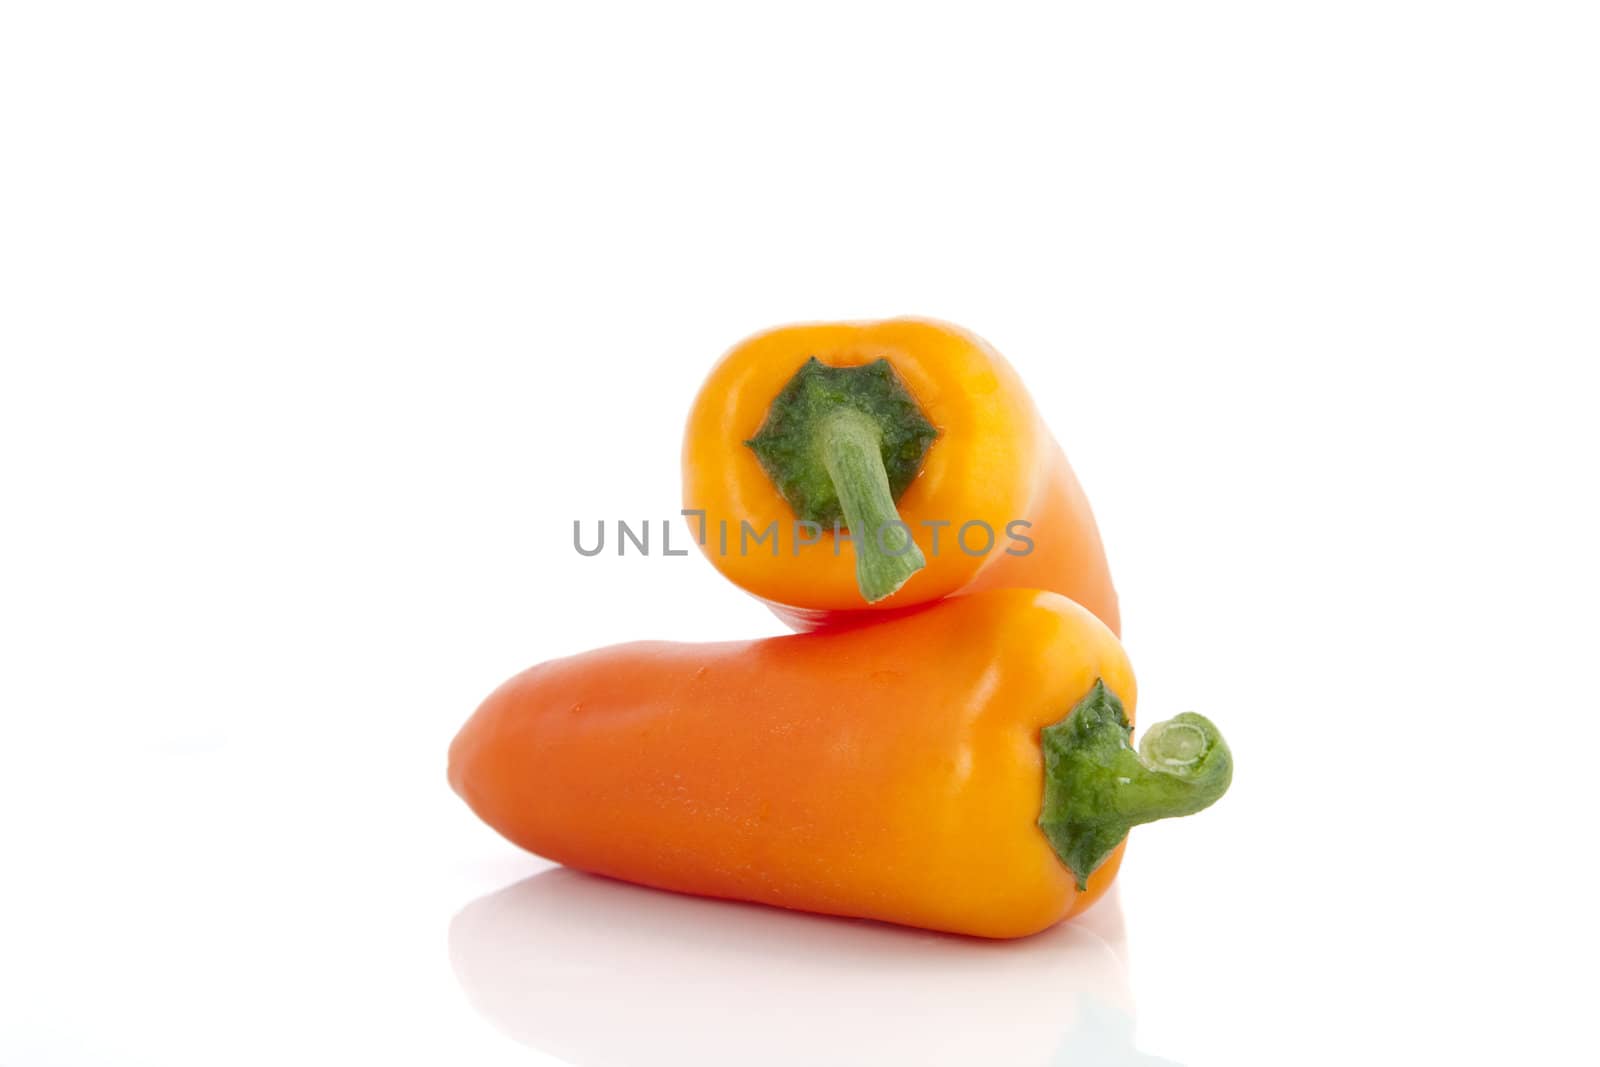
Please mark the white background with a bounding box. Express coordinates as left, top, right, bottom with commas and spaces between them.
3, 2, 1597, 1064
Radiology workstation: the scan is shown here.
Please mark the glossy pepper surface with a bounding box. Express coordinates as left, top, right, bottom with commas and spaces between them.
681, 318, 1120, 632
448, 589, 1230, 939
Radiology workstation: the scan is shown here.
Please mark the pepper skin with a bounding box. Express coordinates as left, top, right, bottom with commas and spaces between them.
681, 318, 1120, 633
448, 589, 1231, 939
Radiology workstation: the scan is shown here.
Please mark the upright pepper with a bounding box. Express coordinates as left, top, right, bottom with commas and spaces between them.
448, 589, 1231, 939
682, 318, 1119, 632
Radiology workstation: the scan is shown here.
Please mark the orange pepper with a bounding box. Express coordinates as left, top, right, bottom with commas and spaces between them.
682, 318, 1120, 632
448, 589, 1230, 939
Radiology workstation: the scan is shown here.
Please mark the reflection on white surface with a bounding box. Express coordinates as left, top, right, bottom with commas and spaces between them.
1049, 996, 1182, 1067
450, 869, 1179, 1067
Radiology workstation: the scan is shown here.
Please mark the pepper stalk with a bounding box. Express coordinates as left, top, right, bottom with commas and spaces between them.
745, 357, 939, 603
1039, 680, 1234, 890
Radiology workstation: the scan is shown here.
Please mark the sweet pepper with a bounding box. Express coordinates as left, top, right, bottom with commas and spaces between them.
448, 588, 1230, 939
682, 318, 1120, 631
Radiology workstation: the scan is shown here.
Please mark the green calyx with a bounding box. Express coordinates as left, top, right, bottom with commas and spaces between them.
1038, 680, 1234, 890
745, 357, 939, 603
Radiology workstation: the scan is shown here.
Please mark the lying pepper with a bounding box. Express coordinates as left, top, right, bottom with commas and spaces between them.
681, 318, 1120, 632
448, 589, 1230, 939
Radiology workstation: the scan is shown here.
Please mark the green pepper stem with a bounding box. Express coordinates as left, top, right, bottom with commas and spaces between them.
743, 358, 939, 603
1038, 680, 1233, 890
818, 410, 926, 602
